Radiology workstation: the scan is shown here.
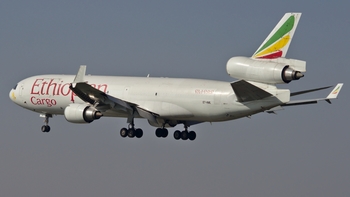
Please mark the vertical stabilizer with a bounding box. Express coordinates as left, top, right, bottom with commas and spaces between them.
252, 13, 301, 59
73, 65, 86, 83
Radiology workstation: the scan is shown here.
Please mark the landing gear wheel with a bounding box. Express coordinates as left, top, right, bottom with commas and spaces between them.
181, 130, 188, 140
155, 128, 163, 138
41, 125, 50, 132
155, 128, 169, 138
161, 129, 168, 138
174, 130, 181, 140
135, 128, 143, 138
128, 128, 135, 138
120, 128, 128, 138
40, 114, 52, 132
188, 131, 196, 141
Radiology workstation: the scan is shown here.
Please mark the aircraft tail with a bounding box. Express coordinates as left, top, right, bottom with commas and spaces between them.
252, 13, 302, 59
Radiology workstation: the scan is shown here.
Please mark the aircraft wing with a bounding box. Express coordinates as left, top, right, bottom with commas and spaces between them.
69, 66, 159, 124
282, 83, 343, 106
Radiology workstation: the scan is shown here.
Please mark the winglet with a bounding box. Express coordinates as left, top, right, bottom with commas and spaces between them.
326, 83, 343, 99
73, 65, 86, 83
252, 13, 302, 59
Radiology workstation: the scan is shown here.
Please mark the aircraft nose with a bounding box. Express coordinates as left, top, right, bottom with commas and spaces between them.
9, 89, 16, 102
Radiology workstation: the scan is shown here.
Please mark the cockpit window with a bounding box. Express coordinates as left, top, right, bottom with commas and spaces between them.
13, 84, 17, 90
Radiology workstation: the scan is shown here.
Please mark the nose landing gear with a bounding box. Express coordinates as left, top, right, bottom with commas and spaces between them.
40, 114, 52, 132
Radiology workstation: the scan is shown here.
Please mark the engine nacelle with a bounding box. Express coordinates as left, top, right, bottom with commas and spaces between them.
64, 104, 103, 123
226, 56, 305, 84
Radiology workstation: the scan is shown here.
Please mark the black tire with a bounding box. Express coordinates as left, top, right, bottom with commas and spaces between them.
174, 130, 181, 140
128, 128, 135, 138
161, 129, 168, 138
120, 128, 128, 138
181, 130, 188, 140
188, 131, 196, 141
41, 125, 50, 132
135, 128, 143, 138
155, 128, 162, 138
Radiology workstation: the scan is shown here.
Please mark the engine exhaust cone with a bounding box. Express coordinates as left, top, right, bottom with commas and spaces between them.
295, 72, 304, 79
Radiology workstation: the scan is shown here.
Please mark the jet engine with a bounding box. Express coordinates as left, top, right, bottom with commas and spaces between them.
226, 56, 306, 84
64, 104, 103, 123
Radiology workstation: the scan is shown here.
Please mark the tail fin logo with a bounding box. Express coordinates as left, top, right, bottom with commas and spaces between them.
332, 86, 340, 94
253, 14, 297, 59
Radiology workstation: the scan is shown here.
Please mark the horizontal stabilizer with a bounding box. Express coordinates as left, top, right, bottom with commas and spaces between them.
283, 83, 343, 106
291, 85, 332, 96
231, 80, 272, 102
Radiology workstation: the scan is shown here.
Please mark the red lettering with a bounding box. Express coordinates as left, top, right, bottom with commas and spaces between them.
30, 96, 57, 107
46, 79, 57, 95
70, 91, 76, 102
30, 78, 108, 104
61, 83, 70, 96
31, 79, 43, 94
56, 82, 63, 95
40, 81, 48, 95
97, 84, 107, 92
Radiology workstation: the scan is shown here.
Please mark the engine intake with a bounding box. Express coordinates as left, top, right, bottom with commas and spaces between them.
64, 104, 103, 123
226, 56, 305, 84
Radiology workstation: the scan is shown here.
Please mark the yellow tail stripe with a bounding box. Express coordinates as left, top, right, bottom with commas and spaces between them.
254, 34, 290, 58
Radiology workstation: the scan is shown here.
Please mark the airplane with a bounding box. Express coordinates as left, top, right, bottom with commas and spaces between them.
9, 13, 343, 141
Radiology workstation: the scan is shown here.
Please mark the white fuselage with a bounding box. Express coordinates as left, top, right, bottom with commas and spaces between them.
10, 74, 288, 125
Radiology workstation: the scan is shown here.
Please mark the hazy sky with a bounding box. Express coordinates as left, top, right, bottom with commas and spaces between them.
1, 1, 349, 197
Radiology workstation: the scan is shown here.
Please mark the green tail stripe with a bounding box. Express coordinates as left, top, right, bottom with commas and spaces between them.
255, 15, 295, 54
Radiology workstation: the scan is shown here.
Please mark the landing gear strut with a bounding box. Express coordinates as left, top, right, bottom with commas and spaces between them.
40, 114, 52, 133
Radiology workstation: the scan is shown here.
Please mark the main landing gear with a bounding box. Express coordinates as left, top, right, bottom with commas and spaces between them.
173, 130, 196, 141
155, 128, 168, 138
173, 126, 196, 141
156, 127, 196, 141
119, 124, 197, 141
120, 123, 143, 138
40, 114, 52, 133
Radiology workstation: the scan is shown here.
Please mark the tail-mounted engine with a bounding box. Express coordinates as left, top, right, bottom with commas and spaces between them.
64, 104, 103, 123
226, 56, 306, 84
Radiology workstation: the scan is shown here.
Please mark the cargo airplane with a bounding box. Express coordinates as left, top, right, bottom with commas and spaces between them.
9, 13, 343, 141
